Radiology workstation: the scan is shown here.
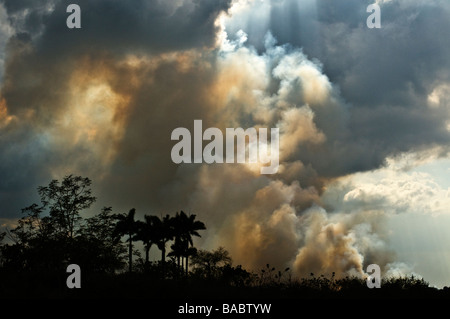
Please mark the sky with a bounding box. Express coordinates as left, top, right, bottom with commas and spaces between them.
0, 0, 449, 287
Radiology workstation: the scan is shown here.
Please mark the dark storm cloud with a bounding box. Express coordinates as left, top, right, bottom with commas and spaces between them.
2, 0, 447, 217
2, 0, 232, 56
0, 0, 232, 218
228, 0, 450, 177
0, 124, 47, 215
0, 0, 233, 118
0, 0, 449, 277
315, 1, 450, 105
314, 0, 450, 176
96, 53, 220, 214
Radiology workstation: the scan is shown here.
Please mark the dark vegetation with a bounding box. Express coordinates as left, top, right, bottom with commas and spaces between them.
1, 175, 450, 299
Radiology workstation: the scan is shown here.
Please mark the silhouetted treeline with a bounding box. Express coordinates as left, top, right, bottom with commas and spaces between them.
0, 175, 206, 277
1, 175, 450, 299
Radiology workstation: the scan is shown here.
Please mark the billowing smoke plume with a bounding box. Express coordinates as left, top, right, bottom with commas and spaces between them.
0, 0, 449, 279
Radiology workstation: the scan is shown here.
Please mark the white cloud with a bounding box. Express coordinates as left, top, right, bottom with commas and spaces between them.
324, 153, 450, 216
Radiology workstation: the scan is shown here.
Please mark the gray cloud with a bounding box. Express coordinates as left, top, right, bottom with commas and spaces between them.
0, 0, 449, 279
0, 0, 232, 217
2, 0, 232, 56
257, 0, 450, 177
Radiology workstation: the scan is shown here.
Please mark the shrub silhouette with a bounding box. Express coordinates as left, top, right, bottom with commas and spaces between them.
190, 247, 232, 279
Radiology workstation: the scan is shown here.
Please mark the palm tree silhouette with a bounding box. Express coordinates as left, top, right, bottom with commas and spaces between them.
168, 237, 187, 269
135, 215, 156, 267
113, 208, 137, 273
170, 211, 206, 275
152, 214, 174, 265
